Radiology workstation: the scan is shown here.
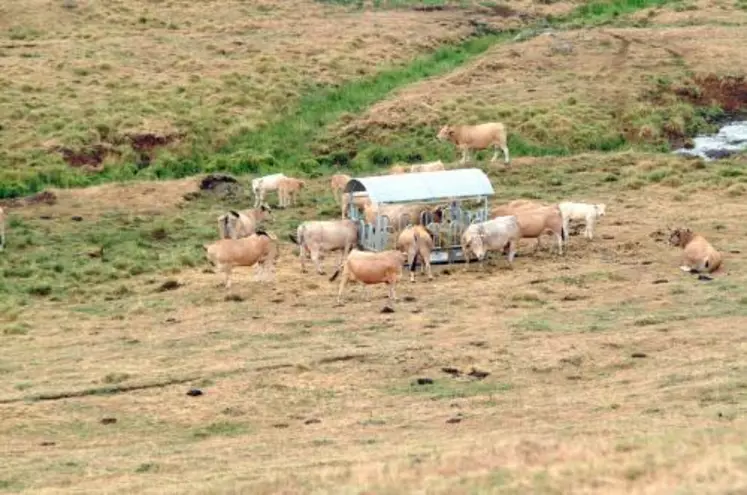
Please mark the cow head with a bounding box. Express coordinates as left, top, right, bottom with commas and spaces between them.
259, 203, 273, 221
595, 203, 607, 218
436, 125, 454, 142
668, 227, 693, 248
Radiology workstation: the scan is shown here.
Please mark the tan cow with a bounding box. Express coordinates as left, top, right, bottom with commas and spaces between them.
437, 122, 510, 166
410, 160, 446, 173
514, 206, 565, 255
490, 199, 549, 219
277, 177, 306, 208
668, 227, 722, 274
389, 165, 406, 175
218, 204, 272, 239
330, 249, 405, 304
363, 202, 433, 234
330, 174, 352, 204
341, 192, 373, 219
0, 206, 5, 251
203, 231, 278, 289
396, 225, 435, 282
290, 219, 359, 274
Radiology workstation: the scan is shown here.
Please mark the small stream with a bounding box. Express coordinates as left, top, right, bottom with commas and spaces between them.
673, 121, 747, 161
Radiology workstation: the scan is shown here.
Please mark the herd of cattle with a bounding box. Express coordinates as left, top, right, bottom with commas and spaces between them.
201, 122, 724, 303
0, 123, 725, 303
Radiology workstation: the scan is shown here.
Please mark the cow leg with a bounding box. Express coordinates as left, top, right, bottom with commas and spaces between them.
408, 250, 416, 283
556, 231, 564, 255
336, 271, 349, 304
562, 217, 571, 243
222, 266, 233, 289
533, 237, 542, 252
312, 249, 324, 275
490, 144, 499, 163
586, 218, 595, 240
423, 247, 433, 280
388, 281, 398, 301
460, 148, 469, 164
502, 145, 510, 165
300, 245, 308, 273
507, 240, 517, 264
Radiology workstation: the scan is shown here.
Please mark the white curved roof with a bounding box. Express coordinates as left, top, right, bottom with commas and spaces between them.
344, 168, 494, 204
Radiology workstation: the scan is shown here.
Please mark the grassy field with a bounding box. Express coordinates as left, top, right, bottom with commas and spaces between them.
2, 0, 747, 493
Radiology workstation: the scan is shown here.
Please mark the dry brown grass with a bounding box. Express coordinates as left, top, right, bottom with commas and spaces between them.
0, 0, 562, 169
2, 153, 747, 493
328, 23, 747, 152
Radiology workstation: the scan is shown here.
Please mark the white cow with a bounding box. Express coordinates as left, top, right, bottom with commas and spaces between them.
558, 202, 606, 241
461, 215, 522, 268
252, 173, 287, 208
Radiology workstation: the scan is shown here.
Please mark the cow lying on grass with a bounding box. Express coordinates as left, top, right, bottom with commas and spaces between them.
409, 160, 445, 173
668, 227, 722, 274
204, 230, 278, 289
330, 249, 405, 304
461, 215, 521, 269
218, 204, 272, 239
437, 122, 510, 166
396, 225, 435, 282
290, 219, 359, 275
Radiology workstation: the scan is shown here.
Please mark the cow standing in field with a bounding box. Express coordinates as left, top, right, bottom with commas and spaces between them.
396, 224, 435, 282
558, 202, 606, 241
252, 173, 287, 208
330, 174, 352, 204
461, 215, 522, 269
0, 206, 5, 251
330, 249, 406, 304
437, 122, 510, 166
217, 204, 272, 239
668, 227, 723, 274
289, 219, 359, 275
277, 177, 306, 208
203, 231, 278, 289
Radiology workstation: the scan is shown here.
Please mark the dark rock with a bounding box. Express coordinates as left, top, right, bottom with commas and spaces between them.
39, 215, 52, 220
468, 368, 490, 380
652, 279, 668, 284
272, 423, 290, 429
446, 417, 463, 424
157, 280, 182, 292
164, 317, 179, 324
304, 418, 321, 425
601, 234, 615, 240
414, 378, 433, 386
186, 389, 203, 397
225, 294, 244, 302
641, 260, 653, 265
698, 274, 713, 282
403, 296, 416, 302
100, 417, 117, 425
704, 149, 734, 160
469, 340, 488, 348
631, 352, 647, 358
39, 441, 56, 446
71, 215, 83, 222
441, 367, 461, 376
380, 306, 395, 314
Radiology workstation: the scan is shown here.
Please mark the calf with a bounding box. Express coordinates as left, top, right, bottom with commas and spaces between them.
558, 202, 606, 241
668, 227, 722, 274
290, 219, 359, 274
330, 249, 405, 304
218, 204, 272, 239
277, 177, 306, 208
203, 231, 278, 289
396, 225, 435, 282
341, 193, 372, 219
252, 173, 286, 208
461, 215, 521, 268
330, 174, 352, 204
437, 122, 510, 166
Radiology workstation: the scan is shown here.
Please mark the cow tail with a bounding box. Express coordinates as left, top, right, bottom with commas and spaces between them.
330, 267, 341, 282
410, 231, 420, 273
